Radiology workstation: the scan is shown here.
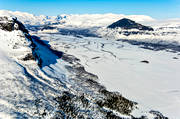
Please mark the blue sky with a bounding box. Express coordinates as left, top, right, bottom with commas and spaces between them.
0, 0, 180, 19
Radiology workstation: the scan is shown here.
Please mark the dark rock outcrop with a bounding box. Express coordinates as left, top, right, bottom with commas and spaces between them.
13, 17, 29, 34
0, 16, 28, 33
41, 25, 55, 31
22, 53, 36, 61
140, 60, 149, 64
108, 18, 154, 31
149, 110, 168, 119
0, 16, 14, 31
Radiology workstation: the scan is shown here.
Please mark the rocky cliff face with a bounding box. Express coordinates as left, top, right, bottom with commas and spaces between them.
0, 16, 28, 33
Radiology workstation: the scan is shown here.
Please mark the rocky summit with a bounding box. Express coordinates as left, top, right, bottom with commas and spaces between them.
108, 18, 154, 31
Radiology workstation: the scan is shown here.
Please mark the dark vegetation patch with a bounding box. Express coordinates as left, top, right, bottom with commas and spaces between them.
41, 25, 56, 31
58, 28, 100, 38
62, 53, 136, 117
62, 54, 80, 64
117, 39, 180, 53
54, 91, 126, 119
105, 111, 123, 119
98, 89, 135, 115
54, 91, 90, 118
118, 31, 154, 36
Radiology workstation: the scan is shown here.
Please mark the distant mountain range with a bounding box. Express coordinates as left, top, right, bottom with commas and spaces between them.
0, 10, 154, 27
1, 10, 180, 46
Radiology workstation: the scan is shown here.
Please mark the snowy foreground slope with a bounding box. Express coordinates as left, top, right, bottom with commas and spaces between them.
0, 10, 180, 119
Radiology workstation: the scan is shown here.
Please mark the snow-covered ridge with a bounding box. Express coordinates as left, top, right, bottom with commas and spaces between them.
0, 10, 61, 25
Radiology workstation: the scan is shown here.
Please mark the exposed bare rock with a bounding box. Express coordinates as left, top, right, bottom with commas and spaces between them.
140, 60, 149, 64
108, 18, 154, 31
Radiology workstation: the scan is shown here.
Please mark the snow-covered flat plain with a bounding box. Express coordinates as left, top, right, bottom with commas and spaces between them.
35, 32, 180, 119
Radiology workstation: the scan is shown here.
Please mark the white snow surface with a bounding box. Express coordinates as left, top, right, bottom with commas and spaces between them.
35, 33, 180, 119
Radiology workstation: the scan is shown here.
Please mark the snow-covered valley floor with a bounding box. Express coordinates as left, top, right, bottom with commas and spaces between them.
34, 32, 180, 119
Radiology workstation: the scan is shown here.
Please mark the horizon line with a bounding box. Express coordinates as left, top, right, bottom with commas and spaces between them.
1, 9, 180, 20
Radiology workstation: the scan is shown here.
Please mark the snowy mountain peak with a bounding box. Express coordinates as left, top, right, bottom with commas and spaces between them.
108, 18, 154, 31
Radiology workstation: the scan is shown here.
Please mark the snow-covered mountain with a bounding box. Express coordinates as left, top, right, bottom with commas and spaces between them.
0, 10, 180, 119
107, 18, 154, 31
0, 10, 64, 25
